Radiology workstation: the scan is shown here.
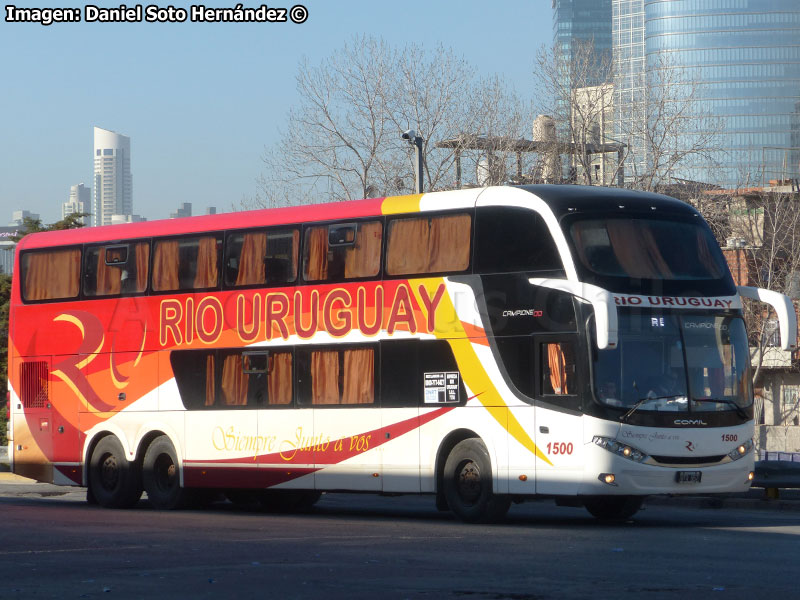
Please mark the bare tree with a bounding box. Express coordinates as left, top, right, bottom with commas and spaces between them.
620, 52, 724, 191
251, 36, 530, 209
532, 39, 617, 185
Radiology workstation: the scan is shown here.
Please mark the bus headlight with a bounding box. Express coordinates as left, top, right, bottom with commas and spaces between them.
726, 438, 754, 461
592, 436, 648, 463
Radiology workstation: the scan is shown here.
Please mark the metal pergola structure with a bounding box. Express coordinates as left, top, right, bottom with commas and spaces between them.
434, 134, 626, 188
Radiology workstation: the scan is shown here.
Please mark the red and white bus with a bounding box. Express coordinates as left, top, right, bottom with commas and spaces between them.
7, 185, 796, 521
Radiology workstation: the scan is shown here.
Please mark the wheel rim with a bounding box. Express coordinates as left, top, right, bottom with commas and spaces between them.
153, 453, 177, 493
456, 459, 482, 505
100, 453, 120, 492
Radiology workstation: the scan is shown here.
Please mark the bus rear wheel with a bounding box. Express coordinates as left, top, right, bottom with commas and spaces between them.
142, 436, 188, 510
443, 438, 510, 523
583, 495, 644, 520
88, 435, 142, 509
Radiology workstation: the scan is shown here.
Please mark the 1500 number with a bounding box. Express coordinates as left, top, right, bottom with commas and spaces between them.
547, 442, 574, 455
721, 434, 738, 442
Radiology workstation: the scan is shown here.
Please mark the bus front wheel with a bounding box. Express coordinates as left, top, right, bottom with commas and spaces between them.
443, 438, 510, 523
142, 436, 188, 510
88, 435, 142, 509
583, 495, 644, 520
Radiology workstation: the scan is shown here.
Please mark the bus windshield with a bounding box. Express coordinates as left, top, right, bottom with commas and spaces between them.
593, 313, 752, 412
570, 217, 727, 281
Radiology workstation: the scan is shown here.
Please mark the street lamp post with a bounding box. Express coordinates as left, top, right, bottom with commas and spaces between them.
402, 129, 424, 194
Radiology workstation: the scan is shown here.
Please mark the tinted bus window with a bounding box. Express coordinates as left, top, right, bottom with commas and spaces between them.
225, 228, 299, 287
21, 248, 81, 301
386, 213, 471, 275
84, 242, 150, 296
297, 346, 376, 405
152, 235, 221, 292
303, 221, 382, 282
172, 349, 293, 409
570, 218, 727, 280
474, 206, 561, 273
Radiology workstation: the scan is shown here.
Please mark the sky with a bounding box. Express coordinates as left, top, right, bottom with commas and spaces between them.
0, 1, 552, 224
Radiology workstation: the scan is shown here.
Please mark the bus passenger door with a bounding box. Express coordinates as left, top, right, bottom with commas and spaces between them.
534, 339, 584, 495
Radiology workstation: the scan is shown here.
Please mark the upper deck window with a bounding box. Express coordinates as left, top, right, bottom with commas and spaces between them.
303, 220, 382, 282
84, 242, 150, 296
225, 228, 299, 287
152, 235, 221, 292
570, 217, 726, 281
21, 248, 81, 301
474, 206, 562, 273
386, 213, 471, 275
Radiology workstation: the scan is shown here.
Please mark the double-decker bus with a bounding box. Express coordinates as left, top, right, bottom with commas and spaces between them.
7, 185, 797, 521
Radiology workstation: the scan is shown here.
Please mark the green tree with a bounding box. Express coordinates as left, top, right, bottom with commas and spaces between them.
0, 213, 88, 447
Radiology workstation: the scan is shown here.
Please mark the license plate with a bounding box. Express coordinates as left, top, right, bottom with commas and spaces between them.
675, 471, 702, 484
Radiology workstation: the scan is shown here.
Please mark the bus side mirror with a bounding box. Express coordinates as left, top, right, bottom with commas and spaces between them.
737, 286, 798, 351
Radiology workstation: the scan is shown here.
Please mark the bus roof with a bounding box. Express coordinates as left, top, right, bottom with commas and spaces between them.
519, 185, 699, 220
16, 196, 385, 251
16, 185, 698, 252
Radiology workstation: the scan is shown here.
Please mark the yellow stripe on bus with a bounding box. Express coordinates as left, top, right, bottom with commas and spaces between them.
411, 279, 553, 466
381, 194, 423, 215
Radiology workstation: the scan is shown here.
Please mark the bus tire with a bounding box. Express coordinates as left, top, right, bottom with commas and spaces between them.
88, 435, 142, 509
142, 436, 188, 510
583, 495, 644, 520
443, 438, 511, 523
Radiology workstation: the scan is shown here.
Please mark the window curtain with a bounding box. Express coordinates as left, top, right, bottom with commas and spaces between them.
205, 354, 216, 407
696, 230, 721, 277
134, 243, 150, 292
606, 221, 671, 279
24, 249, 80, 300
268, 352, 292, 405
221, 354, 248, 406
153, 241, 180, 291
194, 237, 218, 288
344, 222, 382, 278
428, 214, 471, 273
387, 215, 471, 275
342, 348, 374, 404
547, 343, 568, 394
236, 233, 267, 286
304, 227, 329, 281
95, 250, 122, 296
386, 218, 432, 275
311, 350, 339, 404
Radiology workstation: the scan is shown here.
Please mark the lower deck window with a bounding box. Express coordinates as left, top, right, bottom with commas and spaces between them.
306, 347, 375, 405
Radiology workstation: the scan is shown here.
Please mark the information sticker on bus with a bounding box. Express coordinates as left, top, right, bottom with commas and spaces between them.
424, 372, 460, 404
675, 471, 702, 484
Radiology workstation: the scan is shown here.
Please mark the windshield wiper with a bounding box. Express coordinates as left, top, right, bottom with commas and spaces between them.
620, 394, 686, 422
694, 397, 749, 419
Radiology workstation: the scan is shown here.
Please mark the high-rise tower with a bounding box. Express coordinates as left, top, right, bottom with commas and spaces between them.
93, 127, 133, 227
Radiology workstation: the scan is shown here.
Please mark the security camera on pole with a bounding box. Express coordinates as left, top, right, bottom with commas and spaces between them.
402, 129, 424, 194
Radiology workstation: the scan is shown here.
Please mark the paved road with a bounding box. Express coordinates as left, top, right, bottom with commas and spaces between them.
1, 479, 800, 599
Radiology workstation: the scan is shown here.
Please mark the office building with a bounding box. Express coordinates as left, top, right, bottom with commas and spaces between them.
93, 127, 133, 227
9, 210, 39, 227
552, 0, 613, 87
63, 183, 89, 224
610, 0, 800, 186
170, 202, 192, 219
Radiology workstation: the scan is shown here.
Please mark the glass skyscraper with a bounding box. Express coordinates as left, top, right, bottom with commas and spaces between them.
552, 0, 613, 87
643, 0, 800, 187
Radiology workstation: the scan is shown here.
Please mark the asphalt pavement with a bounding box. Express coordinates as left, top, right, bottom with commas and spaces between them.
2, 449, 799, 512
